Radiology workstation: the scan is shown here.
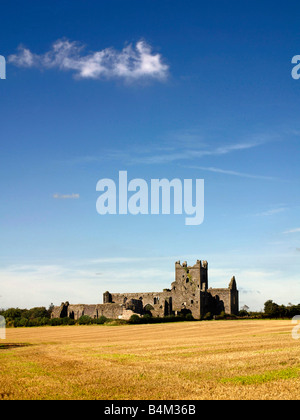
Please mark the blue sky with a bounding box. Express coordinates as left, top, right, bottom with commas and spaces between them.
0, 0, 300, 311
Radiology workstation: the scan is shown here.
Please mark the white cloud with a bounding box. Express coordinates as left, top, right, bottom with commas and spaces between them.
283, 227, 300, 234
209, 266, 300, 311
1, 253, 300, 311
0, 257, 174, 309
8, 39, 169, 81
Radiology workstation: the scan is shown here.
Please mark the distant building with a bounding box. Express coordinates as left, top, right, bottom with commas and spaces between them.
51, 259, 239, 320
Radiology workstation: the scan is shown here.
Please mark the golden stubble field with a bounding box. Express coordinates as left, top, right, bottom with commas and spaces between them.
0, 319, 299, 400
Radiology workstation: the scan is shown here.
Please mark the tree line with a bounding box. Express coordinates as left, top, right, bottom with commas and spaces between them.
262, 300, 300, 319
0, 299, 299, 327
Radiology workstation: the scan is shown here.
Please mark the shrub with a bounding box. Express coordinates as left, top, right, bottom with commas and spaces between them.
129, 315, 141, 324
62, 317, 75, 325
142, 314, 152, 323
49, 318, 63, 326
93, 316, 107, 324
78, 315, 92, 325
163, 315, 183, 322
40, 317, 50, 326
28, 318, 42, 327
216, 311, 226, 319
185, 313, 194, 321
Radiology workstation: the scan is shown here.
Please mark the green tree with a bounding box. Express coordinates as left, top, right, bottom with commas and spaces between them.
27, 307, 50, 320
264, 300, 279, 318
3, 308, 22, 320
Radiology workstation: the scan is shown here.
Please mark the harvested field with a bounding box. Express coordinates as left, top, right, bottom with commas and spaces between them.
0, 319, 299, 400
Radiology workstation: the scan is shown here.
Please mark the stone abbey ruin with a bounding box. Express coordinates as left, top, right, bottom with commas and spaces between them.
51, 259, 239, 320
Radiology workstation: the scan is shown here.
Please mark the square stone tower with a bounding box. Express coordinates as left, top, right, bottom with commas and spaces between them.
171, 260, 208, 318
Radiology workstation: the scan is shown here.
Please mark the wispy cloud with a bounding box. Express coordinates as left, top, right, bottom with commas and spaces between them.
53, 193, 80, 199
183, 165, 275, 180
8, 38, 169, 81
255, 207, 287, 216
283, 227, 300, 234
73, 134, 270, 166
58, 129, 278, 183
129, 138, 267, 165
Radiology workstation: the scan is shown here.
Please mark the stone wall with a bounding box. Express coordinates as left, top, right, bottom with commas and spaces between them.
110, 291, 171, 317
207, 279, 239, 315
51, 300, 143, 320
